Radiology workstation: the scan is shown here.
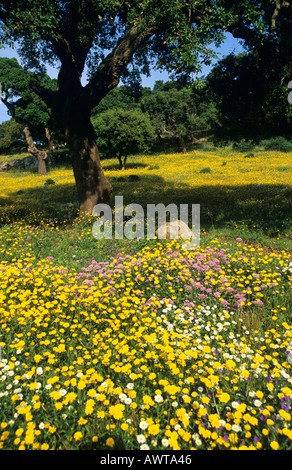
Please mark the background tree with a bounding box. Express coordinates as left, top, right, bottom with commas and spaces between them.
0, 57, 57, 174
0, 118, 23, 154
0, 0, 264, 214
141, 81, 219, 152
92, 107, 155, 170
92, 85, 140, 115
207, 50, 292, 143
221, 0, 292, 141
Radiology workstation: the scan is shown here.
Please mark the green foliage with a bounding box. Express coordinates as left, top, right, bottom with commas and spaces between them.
92, 107, 155, 161
91, 80, 221, 156
0, 1, 264, 86
0, 119, 24, 153
0, 57, 57, 144
244, 153, 255, 159
141, 81, 218, 152
92, 86, 139, 115
206, 0, 292, 142
200, 167, 212, 174
233, 139, 255, 153
261, 137, 292, 152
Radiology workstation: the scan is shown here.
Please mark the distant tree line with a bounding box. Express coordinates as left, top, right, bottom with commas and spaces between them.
90, 46, 292, 167
1, 48, 291, 169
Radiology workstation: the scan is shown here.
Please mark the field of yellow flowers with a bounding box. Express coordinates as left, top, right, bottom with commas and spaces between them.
0, 148, 291, 450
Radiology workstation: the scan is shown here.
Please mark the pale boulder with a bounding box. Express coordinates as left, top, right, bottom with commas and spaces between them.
155, 220, 199, 250
155, 220, 194, 239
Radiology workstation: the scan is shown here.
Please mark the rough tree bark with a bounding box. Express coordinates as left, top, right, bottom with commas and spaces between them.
117, 156, 127, 171
61, 100, 113, 215
178, 136, 187, 154
45, 127, 54, 152
23, 125, 47, 175
161, 122, 188, 153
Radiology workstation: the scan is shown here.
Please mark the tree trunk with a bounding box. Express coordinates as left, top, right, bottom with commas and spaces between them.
45, 127, 54, 152
179, 136, 187, 153
64, 108, 113, 216
123, 156, 127, 171
117, 156, 123, 170
37, 154, 47, 175
118, 155, 127, 171
2, 97, 48, 175
23, 125, 47, 175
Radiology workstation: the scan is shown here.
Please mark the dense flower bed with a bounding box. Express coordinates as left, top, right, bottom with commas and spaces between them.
0, 149, 291, 449
0, 240, 291, 450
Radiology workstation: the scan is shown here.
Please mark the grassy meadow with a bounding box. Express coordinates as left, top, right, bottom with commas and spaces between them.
0, 147, 291, 450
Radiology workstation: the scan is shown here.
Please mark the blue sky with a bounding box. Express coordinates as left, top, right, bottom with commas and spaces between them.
0, 33, 244, 124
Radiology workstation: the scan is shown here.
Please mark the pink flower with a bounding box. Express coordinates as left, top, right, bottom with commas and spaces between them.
198, 294, 207, 300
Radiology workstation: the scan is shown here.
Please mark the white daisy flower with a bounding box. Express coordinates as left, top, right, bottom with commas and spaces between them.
140, 444, 149, 450
254, 399, 262, 407
154, 394, 163, 403
139, 421, 148, 430
137, 434, 146, 443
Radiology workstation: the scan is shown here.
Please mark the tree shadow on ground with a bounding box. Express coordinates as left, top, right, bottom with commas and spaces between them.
0, 181, 79, 226
101, 161, 148, 171
111, 175, 292, 234
0, 173, 291, 234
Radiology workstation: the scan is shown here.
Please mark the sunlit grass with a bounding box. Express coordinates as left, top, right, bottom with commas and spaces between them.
106, 149, 292, 186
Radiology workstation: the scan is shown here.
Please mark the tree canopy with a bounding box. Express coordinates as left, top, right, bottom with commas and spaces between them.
0, 0, 289, 213
207, 51, 292, 141
0, 0, 265, 109
141, 81, 218, 152
0, 57, 56, 142
0, 118, 23, 153
92, 107, 155, 169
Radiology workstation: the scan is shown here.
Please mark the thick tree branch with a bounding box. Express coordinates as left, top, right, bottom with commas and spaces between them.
28, 82, 56, 109
270, 0, 291, 28
1, 95, 15, 118
52, 32, 91, 89
84, 23, 158, 108
271, 2, 282, 28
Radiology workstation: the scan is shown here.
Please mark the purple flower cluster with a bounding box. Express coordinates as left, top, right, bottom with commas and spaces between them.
66, 244, 283, 316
